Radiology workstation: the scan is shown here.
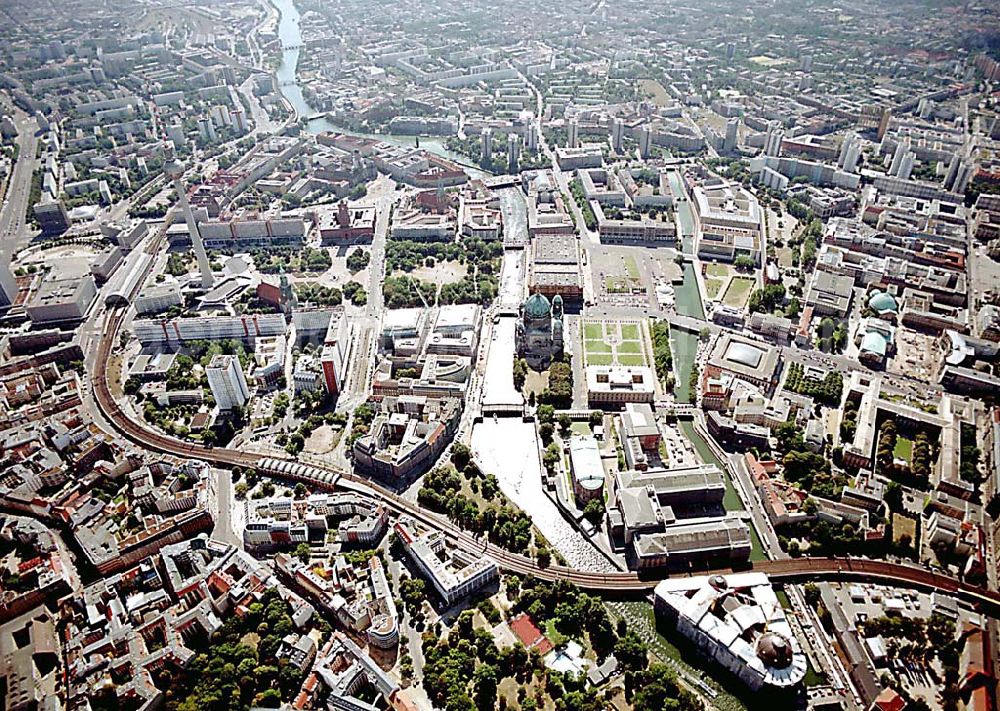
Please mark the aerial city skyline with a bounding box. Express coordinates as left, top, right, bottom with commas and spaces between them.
0, 0, 999, 710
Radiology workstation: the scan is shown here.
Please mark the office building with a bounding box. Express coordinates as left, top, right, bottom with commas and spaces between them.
567, 118, 578, 148
320, 309, 350, 397
206, 354, 250, 411
33, 200, 71, 234
895, 151, 915, 180
525, 119, 538, 152
394, 521, 498, 606
693, 182, 764, 265
25, 275, 97, 326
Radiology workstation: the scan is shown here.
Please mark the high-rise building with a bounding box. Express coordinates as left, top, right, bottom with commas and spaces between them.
198, 117, 217, 142
612, 118, 624, 154
525, 120, 538, 152
0, 260, 17, 313
799, 54, 812, 72
763, 121, 783, 157
858, 104, 891, 141
725, 42, 736, 63
507, 132, 520, 173
943, 154, 962, 190
567, 118, 579, 149
166, 121, 186, 147
724, 118, 739, 153
841, 138, 861, 173
951, 161, 974, 194
889, 138, 910, 176
164, 150, 215, 289
480, 127, 492, 163
206, 354, 250, 411
897, 151, 915, 181
639, 126, 652, 159
232, 109, 248, 135
33, 199, 71, 234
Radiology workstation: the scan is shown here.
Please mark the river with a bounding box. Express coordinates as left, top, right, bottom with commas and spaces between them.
271, 0, 485, 176
271, 0, 610, 570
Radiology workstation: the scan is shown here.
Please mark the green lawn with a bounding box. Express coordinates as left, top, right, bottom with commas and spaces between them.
619, 341, 642, 354
618, 354, 646, 366
706, 263, 730, 278
570, 422, 592, 436
620, 323, 640, 340
894, 436, 914, 463
624, 255, 640, 280
705, 278, 724, 299
586, 353, 613, 366
585, 340, 612, 353
722, 277, 754, 308
545, 619, 568, 647
584, 323, 604, 340
605, 276, 630, 293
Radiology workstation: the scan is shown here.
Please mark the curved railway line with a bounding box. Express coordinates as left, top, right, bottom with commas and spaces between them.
87, 234, 1000, 616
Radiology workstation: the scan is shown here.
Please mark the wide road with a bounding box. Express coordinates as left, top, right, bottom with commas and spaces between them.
0, 103, 39, 266
87, 300, 1000, 618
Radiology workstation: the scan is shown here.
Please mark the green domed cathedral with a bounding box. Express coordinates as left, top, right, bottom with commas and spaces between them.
515, 292, 564, 368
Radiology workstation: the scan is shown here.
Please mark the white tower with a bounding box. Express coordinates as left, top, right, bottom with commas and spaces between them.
612, 118, 624, 154
897, 152, 915, 181
206, 355, 250, 411
889, 137, 909, 176
943, 154, 961, 190
724, 118, 739, 153
198, 117, 217, 142
567, 118, 579, 149
507, 132, 520, 173
842, 139, 861, 173
0, 260, 17, 313
481, 127, 493, 163
952, 161, 973, 194
525, 120, 538, 153
639, 126, 652, 159
764, 121, 784, 157
164, 148, 215, 289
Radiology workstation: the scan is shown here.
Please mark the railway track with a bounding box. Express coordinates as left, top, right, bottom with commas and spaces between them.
87, 262, 1000, 614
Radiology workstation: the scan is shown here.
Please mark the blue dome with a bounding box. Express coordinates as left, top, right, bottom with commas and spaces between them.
524, 292, 551, 319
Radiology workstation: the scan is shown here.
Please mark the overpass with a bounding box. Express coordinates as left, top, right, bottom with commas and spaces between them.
88, 300, 1000, 616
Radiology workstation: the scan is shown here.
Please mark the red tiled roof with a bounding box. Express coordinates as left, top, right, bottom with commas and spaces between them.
510, 613, 554, 656
873, 688, 906, 711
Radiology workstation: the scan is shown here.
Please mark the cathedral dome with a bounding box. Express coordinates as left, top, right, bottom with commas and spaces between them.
524, 292, 551, 319
756, 632, 794, 669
